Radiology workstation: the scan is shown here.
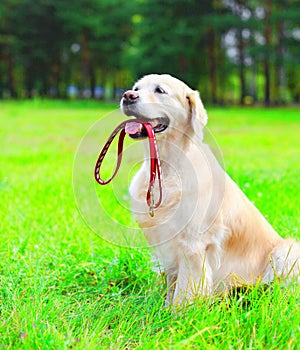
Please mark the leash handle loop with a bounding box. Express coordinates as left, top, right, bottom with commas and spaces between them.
94, 122, 127, 185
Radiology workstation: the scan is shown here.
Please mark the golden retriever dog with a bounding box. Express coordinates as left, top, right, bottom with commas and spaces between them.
120, 74, 300, 305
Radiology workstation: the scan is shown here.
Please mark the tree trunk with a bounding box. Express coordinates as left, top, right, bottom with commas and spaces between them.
264, 0, 272, 106
7, 47, 17, 98
275, 14, 285, 104
80, 29, 91, 90
207, 27, 217, 104
25, 63, 34, 98
237, 29, 246, 105
90, 63, 96, 98
249, 28, 257, 102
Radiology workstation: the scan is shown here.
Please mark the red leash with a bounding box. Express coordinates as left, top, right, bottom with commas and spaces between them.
94, 119, 162, 217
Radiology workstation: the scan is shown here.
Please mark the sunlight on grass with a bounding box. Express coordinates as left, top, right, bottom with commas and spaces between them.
0, 101, 299, 348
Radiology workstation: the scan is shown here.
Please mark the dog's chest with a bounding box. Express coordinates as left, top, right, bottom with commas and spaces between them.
129, 165, 200, 242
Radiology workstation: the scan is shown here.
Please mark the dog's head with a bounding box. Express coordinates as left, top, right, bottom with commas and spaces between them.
120, 74, 207, 139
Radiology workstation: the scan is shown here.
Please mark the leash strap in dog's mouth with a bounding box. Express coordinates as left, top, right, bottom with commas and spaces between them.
94, 119, 162, 217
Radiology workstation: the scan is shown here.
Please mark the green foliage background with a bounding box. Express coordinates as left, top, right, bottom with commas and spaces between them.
0, 0, 300, 103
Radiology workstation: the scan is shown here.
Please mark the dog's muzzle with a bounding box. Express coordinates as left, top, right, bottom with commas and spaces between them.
121, 90, 169, 139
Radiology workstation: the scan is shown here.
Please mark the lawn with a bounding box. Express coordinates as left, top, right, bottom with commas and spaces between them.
0, 100, 299, 349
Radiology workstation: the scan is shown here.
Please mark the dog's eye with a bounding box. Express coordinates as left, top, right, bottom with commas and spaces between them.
155, 86, 167, 94
133, 87, 139, 91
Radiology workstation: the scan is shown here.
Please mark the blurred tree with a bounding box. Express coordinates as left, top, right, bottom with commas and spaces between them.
125, 0, 214, 91
263, 0, 272, 105
0, 0, 133, 98
0, 0, 18, 97
277, 0, 300, 102
9, 0, 65, 97
246, 0, 300, 104
56, 0, 133, 98
204, 0, 251, 104
202, 0, 234, 104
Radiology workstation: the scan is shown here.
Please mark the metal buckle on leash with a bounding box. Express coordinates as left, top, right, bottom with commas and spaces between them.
149, 186, 155, 217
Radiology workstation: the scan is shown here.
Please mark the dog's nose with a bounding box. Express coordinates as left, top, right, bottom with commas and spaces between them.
122, 90, 139, 105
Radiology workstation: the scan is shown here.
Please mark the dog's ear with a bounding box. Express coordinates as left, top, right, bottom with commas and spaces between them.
186, 90, 208, 130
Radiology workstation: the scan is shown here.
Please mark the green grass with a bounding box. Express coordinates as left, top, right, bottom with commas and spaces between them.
0, 100, 299, 349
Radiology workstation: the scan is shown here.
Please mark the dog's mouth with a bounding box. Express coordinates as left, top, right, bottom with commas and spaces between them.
125, 118, 169, 139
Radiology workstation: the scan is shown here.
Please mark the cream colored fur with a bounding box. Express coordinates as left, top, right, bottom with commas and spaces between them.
121, 74, 300, 305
